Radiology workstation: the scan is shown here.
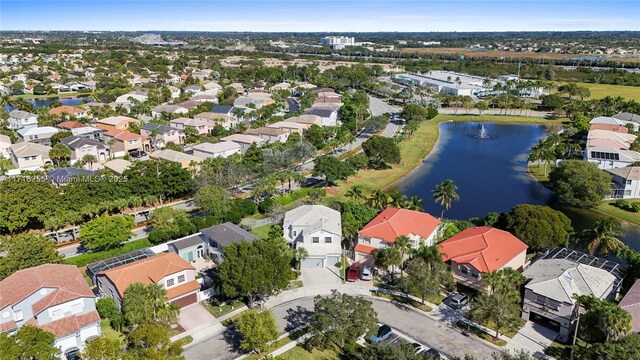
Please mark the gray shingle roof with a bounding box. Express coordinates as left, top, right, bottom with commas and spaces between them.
200, 222, 257, 247
523, 259, 616, 304
210, 105, 234, 114
170, 234, 205, 251
60, 135, 106, 149
47, 168, 96, 184
140, 123, 181, 134
283, 205, 342, 239
619, 279, 640, 332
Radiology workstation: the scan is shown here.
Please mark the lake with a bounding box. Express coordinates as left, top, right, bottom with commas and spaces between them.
398, 121, 640, 252
4, 96, 92, 112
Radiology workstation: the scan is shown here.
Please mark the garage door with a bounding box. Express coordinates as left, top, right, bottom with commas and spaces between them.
172, 293, 198, 307
301, 258, 324, 268
326, 256, 340, 267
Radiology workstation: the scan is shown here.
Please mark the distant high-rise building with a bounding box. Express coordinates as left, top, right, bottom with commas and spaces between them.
321, 36, 355, 49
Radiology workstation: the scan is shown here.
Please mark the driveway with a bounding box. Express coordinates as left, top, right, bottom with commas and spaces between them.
178, 303, 220, 332
300, 266, 342, 288
506, 322, 558, 354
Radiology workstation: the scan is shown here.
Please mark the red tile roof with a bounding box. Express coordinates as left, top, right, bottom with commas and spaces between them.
104, 129, 148, 142
57, 121, 88, 129
166, 280, 200, 300
438, 226, 528, 273
0, 264, 94, 311
0, 320, 17, 332
32, 289, 88, 316
354, 243, 377, 255
49, 106, 86, 117
38, 311, 100, 338
98, 252, 195, 298
619, 279, 640, 332
358, 208, 440, 243
589, 123, 629, 133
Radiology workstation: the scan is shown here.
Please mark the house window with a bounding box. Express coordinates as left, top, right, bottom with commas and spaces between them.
325, 237, 332, 244
627, 180, 633, 185
459, 265, 469, 275
312, 237, 320, 244
293, 231, 297, 237
626, 190, 632, 196
471, 270, 479, 279
363, 238, 371, 244
166, 278, 175, 287
178, 275, 185, 283
128, 140, 137, 145
535, 294, 547, 305
13, 311, 23, 322
71, 302, 83, 314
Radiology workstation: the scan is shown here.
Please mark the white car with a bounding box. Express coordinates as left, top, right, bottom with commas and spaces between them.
360, 265, 373, 281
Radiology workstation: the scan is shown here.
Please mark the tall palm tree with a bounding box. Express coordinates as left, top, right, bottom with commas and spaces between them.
582, 218, 625, 255
345, 185, 365, 202
394, 235, 412, 278
388, 190, 407, 208
81, 154, 97, 170
432, 179, 460, 218
405, 196, 424, 211
295, 247, 309, 270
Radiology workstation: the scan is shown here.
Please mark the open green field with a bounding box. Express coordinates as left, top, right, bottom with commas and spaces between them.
10, 91, 93, 100
332, 114, 565, 198
279, 346, 339, 360
595, 200, 640, 227
554, 82, 640, 101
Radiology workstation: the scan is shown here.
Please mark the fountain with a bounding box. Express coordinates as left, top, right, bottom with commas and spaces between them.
468, 124, 493, 139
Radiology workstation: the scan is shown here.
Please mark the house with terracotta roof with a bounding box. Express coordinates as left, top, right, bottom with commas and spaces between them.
48, 105, 88, 119
102, 130, 150, 157
0, 264, 101, 359
96, 252, 200, 308
355, 207, 441, 263
438, 226, 528, 292
620, 279, 640, 333
96, 116, 141, 132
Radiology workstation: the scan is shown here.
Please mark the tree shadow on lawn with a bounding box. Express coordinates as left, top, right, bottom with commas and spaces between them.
285, 305, 314, 331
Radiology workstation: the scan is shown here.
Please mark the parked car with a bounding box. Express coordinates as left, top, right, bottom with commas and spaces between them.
447, 293, 470, 309
369, 324, 393, 343
347, 264, 361, 282
129, 150, 147, 159
423, 348, 441, 359
360, 265, 373, 281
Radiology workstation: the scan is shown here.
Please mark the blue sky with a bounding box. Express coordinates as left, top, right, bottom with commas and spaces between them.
1, 1, 638, 32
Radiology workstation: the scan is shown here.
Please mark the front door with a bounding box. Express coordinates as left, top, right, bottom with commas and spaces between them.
186, 251, 194, 262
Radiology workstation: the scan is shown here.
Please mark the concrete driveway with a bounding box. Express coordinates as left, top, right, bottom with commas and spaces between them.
506, 322, 558, 354
300, 266, 342, 288
178, 303, 219, 331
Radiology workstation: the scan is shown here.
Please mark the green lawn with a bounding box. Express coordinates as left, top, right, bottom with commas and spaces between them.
100, 320, 124, 342
202, 299, 245, 318
251, 224, 273, 239
527, 163, 552, 183
455, 320, 507, 347
278, 346, 340, 360
371, 290, 433, 312
332, 114, 563, 198
595, 200, 640, 227
11, 91, 92, 100
576, 82, 640, 101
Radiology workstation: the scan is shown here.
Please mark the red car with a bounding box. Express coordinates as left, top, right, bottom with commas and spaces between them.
347, 264, 361, 282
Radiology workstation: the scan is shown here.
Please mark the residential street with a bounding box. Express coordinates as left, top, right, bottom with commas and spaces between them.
183, 295, 499, 360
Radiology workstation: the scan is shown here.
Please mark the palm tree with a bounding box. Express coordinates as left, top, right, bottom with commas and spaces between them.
582, 218, 625, 255
405, 196, 424, 211
432, 180, 460, 218
295, 247, 309, 270
81, 154, 97, 170
482, 268, 525, 296
345, 185, 365, 202
368, 189, 389, 211
388, 190, 407, 208
394, 235, 412, 278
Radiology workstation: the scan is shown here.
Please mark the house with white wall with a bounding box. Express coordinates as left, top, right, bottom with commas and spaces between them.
0, 264, 101, 360
283, 205, 342, 268
606, 166, 640, 199
8, 109, 38, 130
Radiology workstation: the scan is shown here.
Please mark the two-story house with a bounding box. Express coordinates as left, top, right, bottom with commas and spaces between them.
199, 222, 257, 265
140, 123, 185, 149
304, 107, 338, 127
149, 149, 202, 170
355, 207, 441, 263
8, 109, 38, 130
606, 166, 640, 199
521, 254, 619, 342
96, 116, 141, 132
267, 121, 310, 135
96, 252, 200, 308
0, 264, 101, 360
0, 134, 11, 159
191, 142, 241, 159
152, 104, 189, 118
438, 226, 528, 292
114, 90, 148, 104
193, 112, 236, 130
245, 127, 289, 143
56, 121, 104, 140
102, 130, 150, 157
169, 117, 211, 136
60, 135, 109, 164
283, 205, 342, 268
17, 126, 60, 145
220, 134, 265, 153
8, 142, 52, 170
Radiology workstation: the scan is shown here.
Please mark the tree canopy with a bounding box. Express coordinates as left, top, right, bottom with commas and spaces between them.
313, 155, 355, 186
362, 135, 401, 169
0, 325, 59, 360
501, 204, 573, 251
548, 160, 611, 208
80, 214, 135, 251
0, 233, 62, 281
235, 310, 279, 353
123, 283, 180, 329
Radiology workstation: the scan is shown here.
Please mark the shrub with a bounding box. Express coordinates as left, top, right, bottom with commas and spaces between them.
258, 198, 274, 214
191, 215, 220, 230
614, 199, 640, 212
96, 298, 119, 320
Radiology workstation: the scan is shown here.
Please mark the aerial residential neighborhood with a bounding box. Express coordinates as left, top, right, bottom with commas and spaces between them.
1, 2, 640, 360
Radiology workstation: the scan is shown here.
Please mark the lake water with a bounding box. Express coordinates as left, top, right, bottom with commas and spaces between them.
4, 96, 92, 112
398, 122, 640, 252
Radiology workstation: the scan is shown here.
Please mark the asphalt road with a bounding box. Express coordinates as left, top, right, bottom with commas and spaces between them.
183, 296, 499, 360
369, 94, 401, 117
286, 97, 300, 113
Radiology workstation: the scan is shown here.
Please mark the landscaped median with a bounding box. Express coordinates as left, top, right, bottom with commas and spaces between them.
332, 114, 566, 198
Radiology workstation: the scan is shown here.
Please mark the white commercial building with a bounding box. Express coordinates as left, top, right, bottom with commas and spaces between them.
321, 36, 355, 50
394, 71, 488, 96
